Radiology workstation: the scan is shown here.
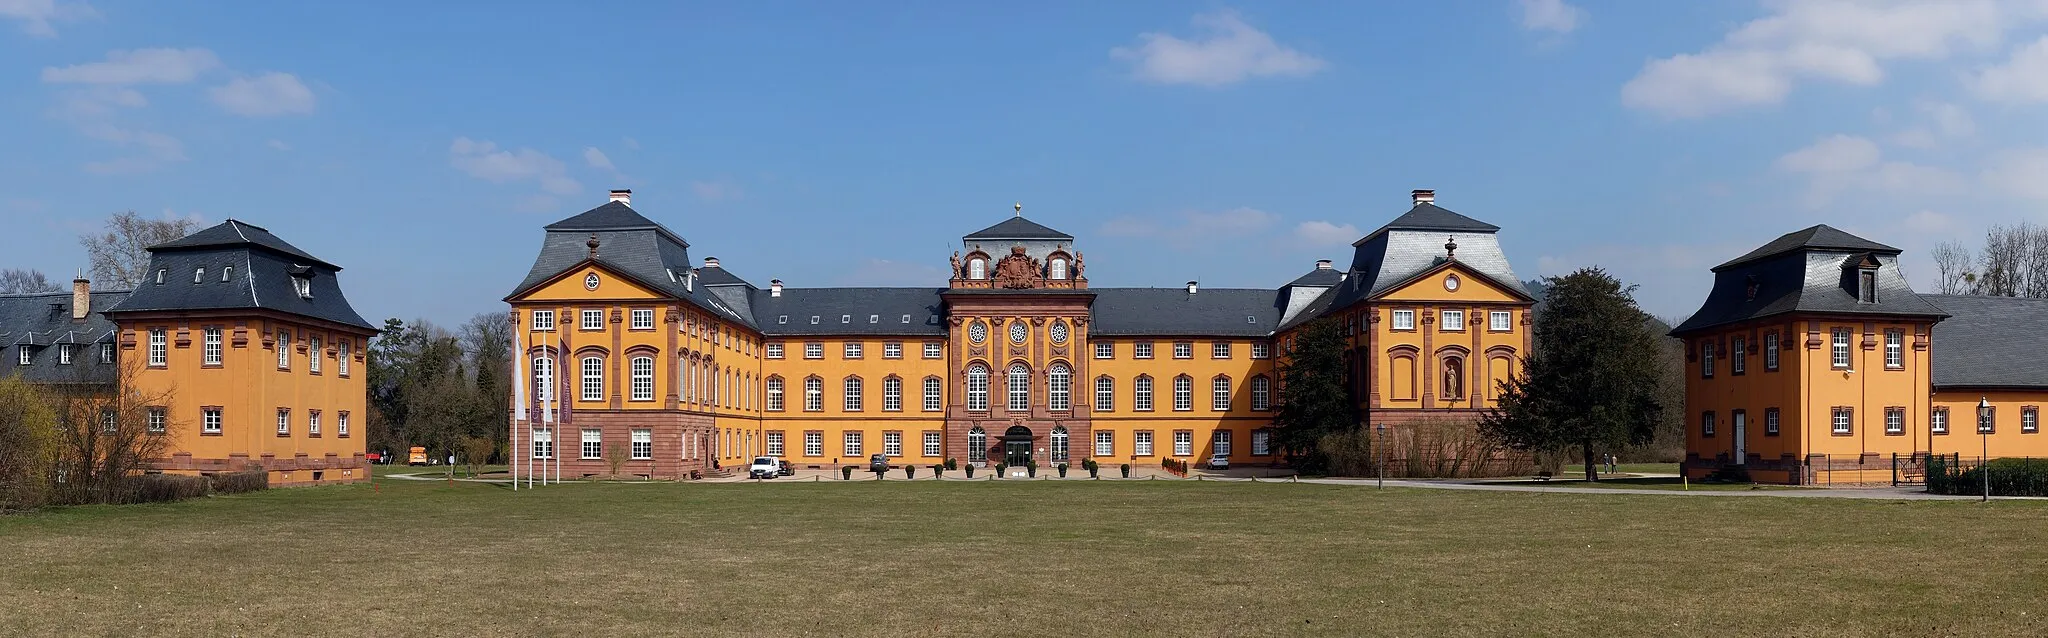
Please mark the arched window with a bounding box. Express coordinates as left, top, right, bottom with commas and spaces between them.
1050, 425, 1069, 463
844, 376, 864, 411
966, 364, 989, 411
1008, 363, 1031, 411
581, 356, 604, 401
1250, 375, 1271, 411
630, 356, 654, 401
765, 376, 784, 411
969, 258, 986, 279
1134, 375, 1154, 411
1095, 375, 1115, 411
1048, 363, 1071, 411
1173, 375, 1193, 411
1211, 375, 1232, 411
1049, 258, 1067, 280
882, 376, 902, 411
968, 426, 988, 463
923, 376, 942, 411
532, 356, 553, 401
803, 376, 823, 411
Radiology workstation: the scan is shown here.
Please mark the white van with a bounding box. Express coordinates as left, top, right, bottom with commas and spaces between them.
748, 456, 781, 479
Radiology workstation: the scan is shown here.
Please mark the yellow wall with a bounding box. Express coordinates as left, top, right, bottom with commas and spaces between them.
757, 335, 949, 467
1088, 337, 1280, 464
1304, 264, 1531, 415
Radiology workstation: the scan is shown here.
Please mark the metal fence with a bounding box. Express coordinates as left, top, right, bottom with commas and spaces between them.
1920, 454, 2048, 497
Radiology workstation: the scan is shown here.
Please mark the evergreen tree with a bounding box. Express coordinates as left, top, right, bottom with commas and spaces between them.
1480, 268, 1663, 480
1271, 316, 1357, 473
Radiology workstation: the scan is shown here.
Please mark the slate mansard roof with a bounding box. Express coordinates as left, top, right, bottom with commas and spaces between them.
1923, 295, 2048, 390
1277, 200, 1531, 331
509, 201, 754, 328
1671, 224, 1948, 336
105, 220, 376, 332
963, 216, 1073, 241
0, 289, 128, 384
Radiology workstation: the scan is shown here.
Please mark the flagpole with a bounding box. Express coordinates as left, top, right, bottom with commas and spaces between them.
512, 316, 525, 491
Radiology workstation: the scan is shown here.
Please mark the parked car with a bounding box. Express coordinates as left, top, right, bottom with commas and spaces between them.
408, 446, 428, 466
748, 456, 782, 479
1206, 453, 1230, 470
869, 453, 890, 472
777, 460, 795, 476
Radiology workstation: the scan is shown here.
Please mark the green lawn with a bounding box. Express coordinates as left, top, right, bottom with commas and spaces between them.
1486, 476, 1804, 491
2, 478, 2043, 636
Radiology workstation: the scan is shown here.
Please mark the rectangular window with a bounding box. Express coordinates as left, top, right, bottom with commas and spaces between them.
338, 340, 351, 376
1701, 341, 1715, 378
1489, 310, 1512, 332
1885, 408, 1904, 435
1931, 408, 1949, 435
148, 327, 166, 366
1135, 377, 1153, 411
804, 342, 823, 359
1832, 328, 1851, 369
765, 343, 784, 359
1441, 310, 1465, 331
202, 407, 220, 434
924, 431, 941, 457
844, 342, 863, 359
1172, 342, 1192, 359
883, 431, 902, 457
1980, 406, 1997, 434
137, 407, 161, 433
1095, 376, 1114, 412
923, 377, 942, 412
1764, 332, 1780, 370
883, 377, 902, 411
532, 429, 552, 459
17, 345, 29, 366
57, 344, 72, 365
1211, 342, 1231, 359
1251, 376, 1271, 411
100, 342, 114, 364
804, 431, 823, 456
1173, 376, 1192, 411
1251, 342, 1271, 359
308, 410, 321, 436
1173, 431, 1192, 456
309, 336, 322, 373
531, 310, 554, 331
1095, 342, 1114, 359
582, 428, 602, 459
1884, 330, 1903, 369
1392, 309, 1415, 331
1832, 407, 1853, 435
277, 329, 291, 369
1702, 411, 1716, 437
844, 431, 863, 456
2024, 407, 2039, 434
923, 342, 942, 359
633, 429, 653, 459
883, 342, 902, 359
338, 411, 349, 437
1213, 430, 1232, 456
1252, 429, 1271, 456
631, 309, 654, 330
276, 408, 290, 436
1727, 336, 1743, 375
1135, 431, 1154, 456
1211, 376, 1231, 411
1134, 342, 1154, 359
1095, 430, 1113, 456
581, 309, 604, 331
1765, 408, 1780, 436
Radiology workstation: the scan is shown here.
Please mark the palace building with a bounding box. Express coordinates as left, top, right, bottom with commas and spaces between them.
0, 220, 377, 486
1673, 225, 2048, 484
506, 189, 1535, 478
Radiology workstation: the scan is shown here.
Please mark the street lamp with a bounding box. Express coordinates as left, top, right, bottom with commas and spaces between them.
1375, 423, 1387, 490
1977, 396, 1992, 502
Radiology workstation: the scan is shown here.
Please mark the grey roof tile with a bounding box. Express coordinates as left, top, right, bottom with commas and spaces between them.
107, 221, 375, 331
1673, 228, 1944, 335
150, 219, 334, 269
1089, 288, 1280, 337
963, 216, 1073, 240
750, 288, 946, 336
1716, 224, 1898, 271
0, 290, 127, 384
1925, 295, 2048, 390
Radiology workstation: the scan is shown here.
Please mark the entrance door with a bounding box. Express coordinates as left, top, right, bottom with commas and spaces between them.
1732, 411, 1747, 465
1003, 425, 1033, 466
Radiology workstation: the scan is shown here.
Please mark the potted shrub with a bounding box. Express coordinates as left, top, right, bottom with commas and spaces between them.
944, 457, 958, 471
904, 465, 916, 479
1083, 459, 1099, 479
994, 462, 1008, 479
1056, 463, 1068, 478
1026, 461, 1038, 478
931, 464, 944, 478
964, 464, 976, 478
841, 465, 855, 480
1119, 463, 1131, 478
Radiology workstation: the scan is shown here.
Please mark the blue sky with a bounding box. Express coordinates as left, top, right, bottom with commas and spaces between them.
3, 1, 2046, 326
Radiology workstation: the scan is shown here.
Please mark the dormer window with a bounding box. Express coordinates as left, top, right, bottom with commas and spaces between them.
841, 314, 851, 324
1049, 258, 1067, 280
810, 316, 820, 325
1858, 269, 1876, 303
293, 276, 312, 299
154, 269, 165, 285
222, 266, 232, 282
868, 314, 879, 324
194, 267, 205, 283
969, 258, 986, 279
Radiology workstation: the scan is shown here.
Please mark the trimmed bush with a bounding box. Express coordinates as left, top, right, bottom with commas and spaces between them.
120, 474, 209, 504
840, 466, 855, 480
1929, 456, 2048, 497
208, 471, 269, 495
944, 457, 958, 471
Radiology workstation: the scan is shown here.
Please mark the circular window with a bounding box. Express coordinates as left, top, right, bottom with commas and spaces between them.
1010, 321, 1029, 343
584, 273, 601, 290
1050, 321, 1069, 344
968, 322, 988, 344
1444, 274, 1461, 292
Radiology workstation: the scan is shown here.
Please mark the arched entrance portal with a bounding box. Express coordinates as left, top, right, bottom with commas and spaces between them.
1002, 425, 1033, 467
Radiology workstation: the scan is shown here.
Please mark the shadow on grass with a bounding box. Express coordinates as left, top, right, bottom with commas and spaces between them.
1488, 476, 1795, 491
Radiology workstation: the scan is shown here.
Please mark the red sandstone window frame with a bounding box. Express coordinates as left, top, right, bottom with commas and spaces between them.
1763, 331, 1780, 371
1884, 407, 1905, 436
629, 308, 655, 331
883, 341, 903, 359
2024, 406, 2039, 434
1980, 406, 1997, 434
1390, 309, 1416, 332
1731, 336, 1746, 376
1883, 329, 1904, 370
1700, 340, 1715, 378
1134, 430, 1155, 457
337, 410, 350, 438
199, 406, 221, 436
1764, 407, 1780, 436
883, 430, 903, 457
923, 342, 943, 359
803, 430, 823, 457
1701, 411, 1715, 438
1931, 407, 1949, 435
307, 409, 322, 438
1831, 406, 1853, 436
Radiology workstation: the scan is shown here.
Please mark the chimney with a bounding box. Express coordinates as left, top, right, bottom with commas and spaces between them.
704, 256, 720, 269
1186, 280, 1199, 295
770, 279, 783, 297
1412, 189, 1435, 205
71, 277, 90, 321
609, 189, 632, 206
1315, 259, 1333, 270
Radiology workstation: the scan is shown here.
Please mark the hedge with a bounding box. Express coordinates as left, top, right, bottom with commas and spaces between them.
208, 470, 269, 495
119, 474, 210, 504
1927, 456, 2048, 497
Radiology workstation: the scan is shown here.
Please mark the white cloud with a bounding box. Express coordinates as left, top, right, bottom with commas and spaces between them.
42, 47, 220, 84
0, 0, 97, 37
48, 86, 144, 120
1292, 220, 1362, 247
1890, 101, 1975, 149
689, 178, 742, 201
1111, 10, 1325, 87
209, 72, 315, 116
1972, 35, 2048, 103
582, 147, 614, 171
448, 137, 581, 196
1518, 0, 1584, 34
1774, 134, 1966, 208
1776, 134, 1881, 173
1620, 1, 2011, 117
1982, 148, 2048, 201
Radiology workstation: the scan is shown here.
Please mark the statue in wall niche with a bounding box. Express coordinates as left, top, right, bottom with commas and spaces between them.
1442, 358, 1464, 400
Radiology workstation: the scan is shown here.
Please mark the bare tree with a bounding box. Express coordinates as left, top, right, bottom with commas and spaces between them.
79, 211, 197, 290
1930, 241, 1976, 295
0, 376, 61, 509
0, 269, 61, 294
44, 358, 178, 504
